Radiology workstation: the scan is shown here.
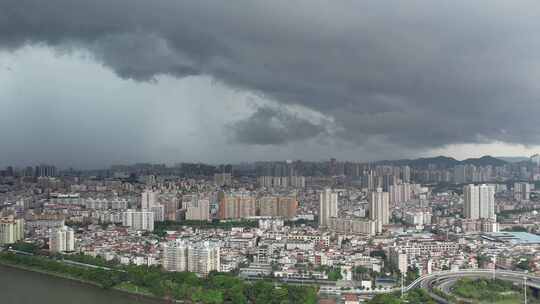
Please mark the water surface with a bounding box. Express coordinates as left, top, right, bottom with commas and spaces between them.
0, 264, 162, 304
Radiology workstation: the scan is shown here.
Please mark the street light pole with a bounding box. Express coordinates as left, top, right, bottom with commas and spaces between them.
524, 276, 528, 304
401, 272, 405, 298
492, 255, 496, 280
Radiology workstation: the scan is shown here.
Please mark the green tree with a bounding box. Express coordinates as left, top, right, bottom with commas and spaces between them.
248, 281, 274, 304
370, 250, 387, 260
7, 241, 40, 254
367, 294, 402, 304
353, 266, 370, 281
326, 266, 343, 281
405, 266, 420, 285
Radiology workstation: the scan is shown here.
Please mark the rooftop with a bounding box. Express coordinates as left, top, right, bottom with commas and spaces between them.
484, 232, 540, 245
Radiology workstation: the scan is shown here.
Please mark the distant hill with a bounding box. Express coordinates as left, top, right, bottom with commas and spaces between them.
374, 156, 459, 169
374, 155, 507, 169
496, 156, 530, 163
461, 155, 507, 167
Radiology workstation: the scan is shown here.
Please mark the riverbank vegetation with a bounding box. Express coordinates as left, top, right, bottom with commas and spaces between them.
0, 252, 123, 288
0, 252, 317, 304
5, 241, 41, 254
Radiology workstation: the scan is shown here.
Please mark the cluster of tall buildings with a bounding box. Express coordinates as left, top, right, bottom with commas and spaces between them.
84, 198, 130, 210
0, 216, 24, 245
142, 191, 217, 223
454, 165, 494, 184
132, 188, 302, 224
218, 192, 256, 219
258, 196, 298, 219
214, 173, 232, 187
161, 193, 180, 221
162, 240, 220, 276
34, 164, 58, 178
412, 158, 540, 184
250, 158, 535, 185
0, 164, 58, 178
183, 195, 211, 221
255, 161, 306, 189
257, 175, 306, 189
319, 187, 389, 235
141, 189, 165, 222
463, 184, 495, 220
49, 225, 75, 253
361, 173, 388, 192
388, 183, 412, 204
218, 192, 298, 220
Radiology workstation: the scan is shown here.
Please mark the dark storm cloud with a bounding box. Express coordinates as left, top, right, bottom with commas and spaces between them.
2, 0, 540, 150
229, 106, 328, 145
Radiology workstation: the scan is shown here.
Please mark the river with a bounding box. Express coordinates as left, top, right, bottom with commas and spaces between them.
0, 264, 164, 304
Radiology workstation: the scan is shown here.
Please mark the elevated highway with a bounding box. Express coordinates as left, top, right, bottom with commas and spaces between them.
318, 269, 540, 302
406, 269, 540, 292
406, 269, 540, 303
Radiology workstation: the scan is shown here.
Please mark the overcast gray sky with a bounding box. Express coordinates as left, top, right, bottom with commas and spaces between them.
1, 0, 540, 169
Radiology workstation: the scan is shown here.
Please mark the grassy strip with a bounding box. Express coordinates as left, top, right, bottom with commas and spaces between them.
114, 281, 155, 297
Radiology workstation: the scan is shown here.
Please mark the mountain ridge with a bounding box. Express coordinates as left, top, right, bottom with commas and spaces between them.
374, 155, 509, 168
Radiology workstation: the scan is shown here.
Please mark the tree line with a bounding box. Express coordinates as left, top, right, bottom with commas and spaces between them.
0, 252, 317, 304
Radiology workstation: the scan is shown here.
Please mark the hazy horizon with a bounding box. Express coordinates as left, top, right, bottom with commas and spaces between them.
2, 154, 536, 171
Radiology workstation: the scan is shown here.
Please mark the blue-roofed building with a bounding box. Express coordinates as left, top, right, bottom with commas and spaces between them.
483, 232, 540, 245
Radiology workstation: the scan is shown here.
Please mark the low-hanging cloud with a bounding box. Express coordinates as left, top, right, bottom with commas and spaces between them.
229, 105, 330, 145
2, 0, 540, 164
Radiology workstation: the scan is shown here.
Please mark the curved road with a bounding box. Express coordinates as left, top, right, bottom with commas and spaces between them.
406, 269, 540, 303
319, 269, 540, 298
407, 269, 540, 291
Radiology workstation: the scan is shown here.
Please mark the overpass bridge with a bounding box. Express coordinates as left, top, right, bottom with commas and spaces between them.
319, 269, 540, 301
405, 269, 540, 303
405, 269, 540, 292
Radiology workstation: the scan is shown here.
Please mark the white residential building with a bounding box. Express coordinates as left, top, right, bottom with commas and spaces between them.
389, 183, 412, 204
369, 188, 389, 233
122, 210, 154, 231
150, 205, 165, 222
0, 217, 24, 245
162, 241, 188, 272
464, 184, 495, 220
513, 182, 531, 202
49, 226, 75, 253
464, 184, 480, 219
141, 189, 158, 210
187, 242, 221, 276
328, 218, 378, 236
162, 241, 220, 276
319, 189, 338, 228
404, 211, 432, 227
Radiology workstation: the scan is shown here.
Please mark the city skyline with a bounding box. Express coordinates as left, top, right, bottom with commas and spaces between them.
4, 2, 540, 303
0, 153, 537, 172
0, 154, 540, 176
3, 141, 540, 303
3, 1, 540, 168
